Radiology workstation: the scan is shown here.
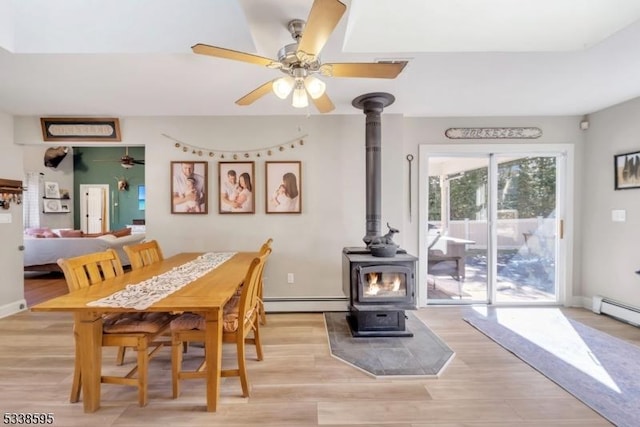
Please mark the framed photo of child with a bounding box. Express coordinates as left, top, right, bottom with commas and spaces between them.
218, 161, 255, 214
171, 161, 208, 214
266, 161, 301, 214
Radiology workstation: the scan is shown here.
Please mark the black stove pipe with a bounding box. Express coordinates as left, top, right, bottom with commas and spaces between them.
352, 92, 395, 246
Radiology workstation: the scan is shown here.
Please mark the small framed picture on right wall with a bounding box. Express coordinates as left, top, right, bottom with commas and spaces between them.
614, 151, 640, 190
266, 161, 301, 214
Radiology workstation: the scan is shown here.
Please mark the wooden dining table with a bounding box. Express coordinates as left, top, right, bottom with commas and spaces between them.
31, 251, 258, 413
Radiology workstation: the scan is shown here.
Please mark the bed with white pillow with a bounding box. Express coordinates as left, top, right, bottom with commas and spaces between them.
23, 233, 146, 271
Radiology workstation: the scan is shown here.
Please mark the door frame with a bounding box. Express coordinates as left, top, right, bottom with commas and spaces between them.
418, 143, 575, 308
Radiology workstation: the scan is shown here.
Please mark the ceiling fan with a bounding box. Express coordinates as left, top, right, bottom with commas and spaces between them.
93, 147, 145, 169
191, 0, 407, 113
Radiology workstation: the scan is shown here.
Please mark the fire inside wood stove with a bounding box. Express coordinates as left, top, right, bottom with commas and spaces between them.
363, 271, 405, 297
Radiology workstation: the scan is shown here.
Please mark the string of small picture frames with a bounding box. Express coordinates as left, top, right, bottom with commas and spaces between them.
161, 133, 308, 160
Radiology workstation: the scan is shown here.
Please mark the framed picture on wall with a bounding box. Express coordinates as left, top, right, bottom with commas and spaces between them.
44, 181, 61, 199
43, 199, 63, 213
614, 151, 640, 190
171, 161, 208, 214
265, 161, 301, 214
218, 161, 255, 214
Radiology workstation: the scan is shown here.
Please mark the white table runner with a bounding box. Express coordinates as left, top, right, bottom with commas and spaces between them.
87, 252, 236, 310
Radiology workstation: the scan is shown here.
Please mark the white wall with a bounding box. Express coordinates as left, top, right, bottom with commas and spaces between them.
582, 97, 640, 307
12, 113, 590, 311
0, 111, 26, 317
15, 114, 407, 307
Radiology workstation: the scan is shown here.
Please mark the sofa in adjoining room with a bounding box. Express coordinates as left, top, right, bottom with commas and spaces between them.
23, 228, 146, 271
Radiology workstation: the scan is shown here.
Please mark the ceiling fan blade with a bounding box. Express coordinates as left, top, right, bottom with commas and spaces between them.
297, 0, 346, 59
133, 160, 145, 165
321, 61, 408, 79
192, 43, 278, 67
311, 92, 335, 113
235, 80, 276, 106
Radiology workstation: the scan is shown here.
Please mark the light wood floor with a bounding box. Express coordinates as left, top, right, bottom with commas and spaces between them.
3, 276, 638, 426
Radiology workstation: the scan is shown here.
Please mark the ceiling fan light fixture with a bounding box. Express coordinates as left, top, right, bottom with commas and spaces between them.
304, 75, 326, 99
291, 79, 309, 108
272, 76, 294, 99
121, 162, 134, 169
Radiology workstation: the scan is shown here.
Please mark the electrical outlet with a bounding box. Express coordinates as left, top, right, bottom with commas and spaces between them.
287, 273, 294, 284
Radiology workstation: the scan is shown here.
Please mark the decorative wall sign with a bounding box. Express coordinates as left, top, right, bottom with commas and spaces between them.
41, 117, 121, 141
445, 127, 542, 139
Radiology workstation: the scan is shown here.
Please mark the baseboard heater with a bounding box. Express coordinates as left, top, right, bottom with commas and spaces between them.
592, 296, 640, 327
264, 297, 348, 313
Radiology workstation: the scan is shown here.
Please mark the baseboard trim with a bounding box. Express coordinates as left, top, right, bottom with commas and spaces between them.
264, 297, 348, 312
0, 299, 28, 319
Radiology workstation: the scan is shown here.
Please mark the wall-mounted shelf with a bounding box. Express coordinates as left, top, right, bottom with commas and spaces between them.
0, 178, 25, 194
0, 178, 25, 209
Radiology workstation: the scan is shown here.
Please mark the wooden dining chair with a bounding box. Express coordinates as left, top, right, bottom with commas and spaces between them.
120, 239, 170, 359
58, 249, 174, 407
123, 240, 164, 270
257, 238, 273, 325
170, 249, 271, 399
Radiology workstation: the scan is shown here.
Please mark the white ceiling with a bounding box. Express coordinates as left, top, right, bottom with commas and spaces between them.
1, 0, 640, 118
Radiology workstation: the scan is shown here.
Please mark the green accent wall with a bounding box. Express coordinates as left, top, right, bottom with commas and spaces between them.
73, 147, 145, 230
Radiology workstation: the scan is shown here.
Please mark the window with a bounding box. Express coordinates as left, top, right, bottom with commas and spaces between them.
138, 185, 145, 211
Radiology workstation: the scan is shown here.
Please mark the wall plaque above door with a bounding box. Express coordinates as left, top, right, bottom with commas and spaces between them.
41, 117, 121, 141
445, 127, 542, 139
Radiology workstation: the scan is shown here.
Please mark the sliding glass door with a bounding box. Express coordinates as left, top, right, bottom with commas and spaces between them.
426, 156, 490, 302
495, 155, 558, 303
419, 144, 571, 306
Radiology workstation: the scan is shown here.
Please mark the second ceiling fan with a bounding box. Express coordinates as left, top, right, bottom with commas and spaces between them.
192, 0, 407, 113
93, 147, 145, 169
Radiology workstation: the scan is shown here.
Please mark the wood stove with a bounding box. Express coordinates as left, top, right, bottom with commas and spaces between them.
343, 248, 417, 337
343, 92, 418, 337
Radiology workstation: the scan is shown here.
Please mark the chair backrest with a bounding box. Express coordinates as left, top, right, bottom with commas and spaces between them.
256, 246, 271, 286
123, 240, 164, 270
57, 249, 124, 292
237, 249, 271, 327
259, 238, 273, 255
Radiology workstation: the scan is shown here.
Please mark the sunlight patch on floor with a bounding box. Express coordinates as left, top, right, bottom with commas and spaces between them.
472, 306, 621, 393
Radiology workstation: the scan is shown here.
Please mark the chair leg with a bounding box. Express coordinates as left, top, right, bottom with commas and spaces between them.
236, 335, 249, 397
258, 281, 267, 325
253, 319, 263, 361
70, 335, 82, 403
258, 299, 267, 325
171, 335, 183, 399
116, 346, 126, 365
